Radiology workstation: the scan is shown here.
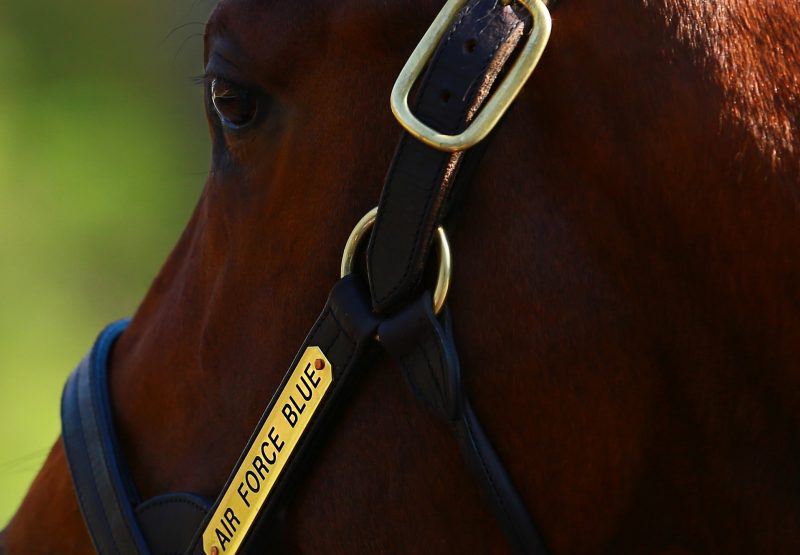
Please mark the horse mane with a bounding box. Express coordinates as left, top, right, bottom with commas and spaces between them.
650, 0, 800, 176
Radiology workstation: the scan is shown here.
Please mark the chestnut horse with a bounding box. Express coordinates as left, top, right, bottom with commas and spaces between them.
3, 0, 800, 552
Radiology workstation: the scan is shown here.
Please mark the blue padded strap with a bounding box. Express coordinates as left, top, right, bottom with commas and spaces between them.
61, 320, 152, 555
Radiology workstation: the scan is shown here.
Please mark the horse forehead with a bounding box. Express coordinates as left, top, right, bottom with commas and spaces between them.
207, 0, 327, 55
208, 0, 436, 53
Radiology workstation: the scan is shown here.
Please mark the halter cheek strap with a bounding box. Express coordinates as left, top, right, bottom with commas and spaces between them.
367, 0, 536, 313
370, 2, 549, 548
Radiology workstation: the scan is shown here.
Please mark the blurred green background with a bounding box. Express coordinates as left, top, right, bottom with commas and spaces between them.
0, 0, 214, 524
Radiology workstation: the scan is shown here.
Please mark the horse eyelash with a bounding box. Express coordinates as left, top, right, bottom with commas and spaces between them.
192, 74, 210, 87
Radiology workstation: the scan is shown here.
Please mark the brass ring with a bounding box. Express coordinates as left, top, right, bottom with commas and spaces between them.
340, 207, 451, 315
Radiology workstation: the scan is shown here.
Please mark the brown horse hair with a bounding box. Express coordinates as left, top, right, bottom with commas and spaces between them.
3, 0, 800, 552
651, 0, 800, 176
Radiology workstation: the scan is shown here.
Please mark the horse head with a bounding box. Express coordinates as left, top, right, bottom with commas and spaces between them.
4, 0, 800, 553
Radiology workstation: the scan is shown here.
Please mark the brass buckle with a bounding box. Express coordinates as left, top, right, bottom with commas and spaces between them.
390, 0, 551, 153
341, 207, 451, 315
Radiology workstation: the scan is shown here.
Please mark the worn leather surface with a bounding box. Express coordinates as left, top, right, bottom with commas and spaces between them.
367, 0, 532, 313
379, 294, 548, 555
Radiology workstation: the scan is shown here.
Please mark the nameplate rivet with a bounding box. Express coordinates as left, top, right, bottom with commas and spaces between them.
314, 358, 325, 370
209, 547, 219, 555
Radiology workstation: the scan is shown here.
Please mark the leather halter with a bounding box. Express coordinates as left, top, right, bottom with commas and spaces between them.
60, 1, 553, 553
61, 320, 211, 554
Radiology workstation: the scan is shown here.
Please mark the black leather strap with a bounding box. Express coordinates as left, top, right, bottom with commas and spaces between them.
378, 294, 548, 555
365, 4, 548, 547
137, 493, 211, 555
186, 275, 381, 554
367, 0, 531, 313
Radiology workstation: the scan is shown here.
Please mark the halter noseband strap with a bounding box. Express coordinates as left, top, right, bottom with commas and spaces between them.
61, 320, 212, 555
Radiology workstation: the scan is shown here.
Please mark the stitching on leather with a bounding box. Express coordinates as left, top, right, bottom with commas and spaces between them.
327, 308, 355, 350
462, 409, 518, 542
88, 330, 141, 550
441, 1, 472, 50
324, 324, 342, 353
403, 309, 525, 543
370, 146, 446, 305
64, 385, 95, 551
453, 15, 517, 124
413, 342, 443, 408
80, 484, 118, 554
71, 478, 94, 549
136, 497, 208, 555
135, 496, 208, 516
369, 141, 445, 305
421, 326, 447, 404
369, 2, 474, 306
334, 329, 356, 374
430, 324, 448, 412
340, 340, 356, 373
306, 308, 332, 349
71, 419, 121, 555
401, 312, 449, 416
372, 1, 520, 305
84, 368, 128, 553
325, 308, 359, 376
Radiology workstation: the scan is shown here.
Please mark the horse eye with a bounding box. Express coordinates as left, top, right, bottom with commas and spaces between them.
210, 78, 258, 129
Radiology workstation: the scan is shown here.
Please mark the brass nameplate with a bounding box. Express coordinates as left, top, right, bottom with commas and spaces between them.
202, 346, 333, 554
